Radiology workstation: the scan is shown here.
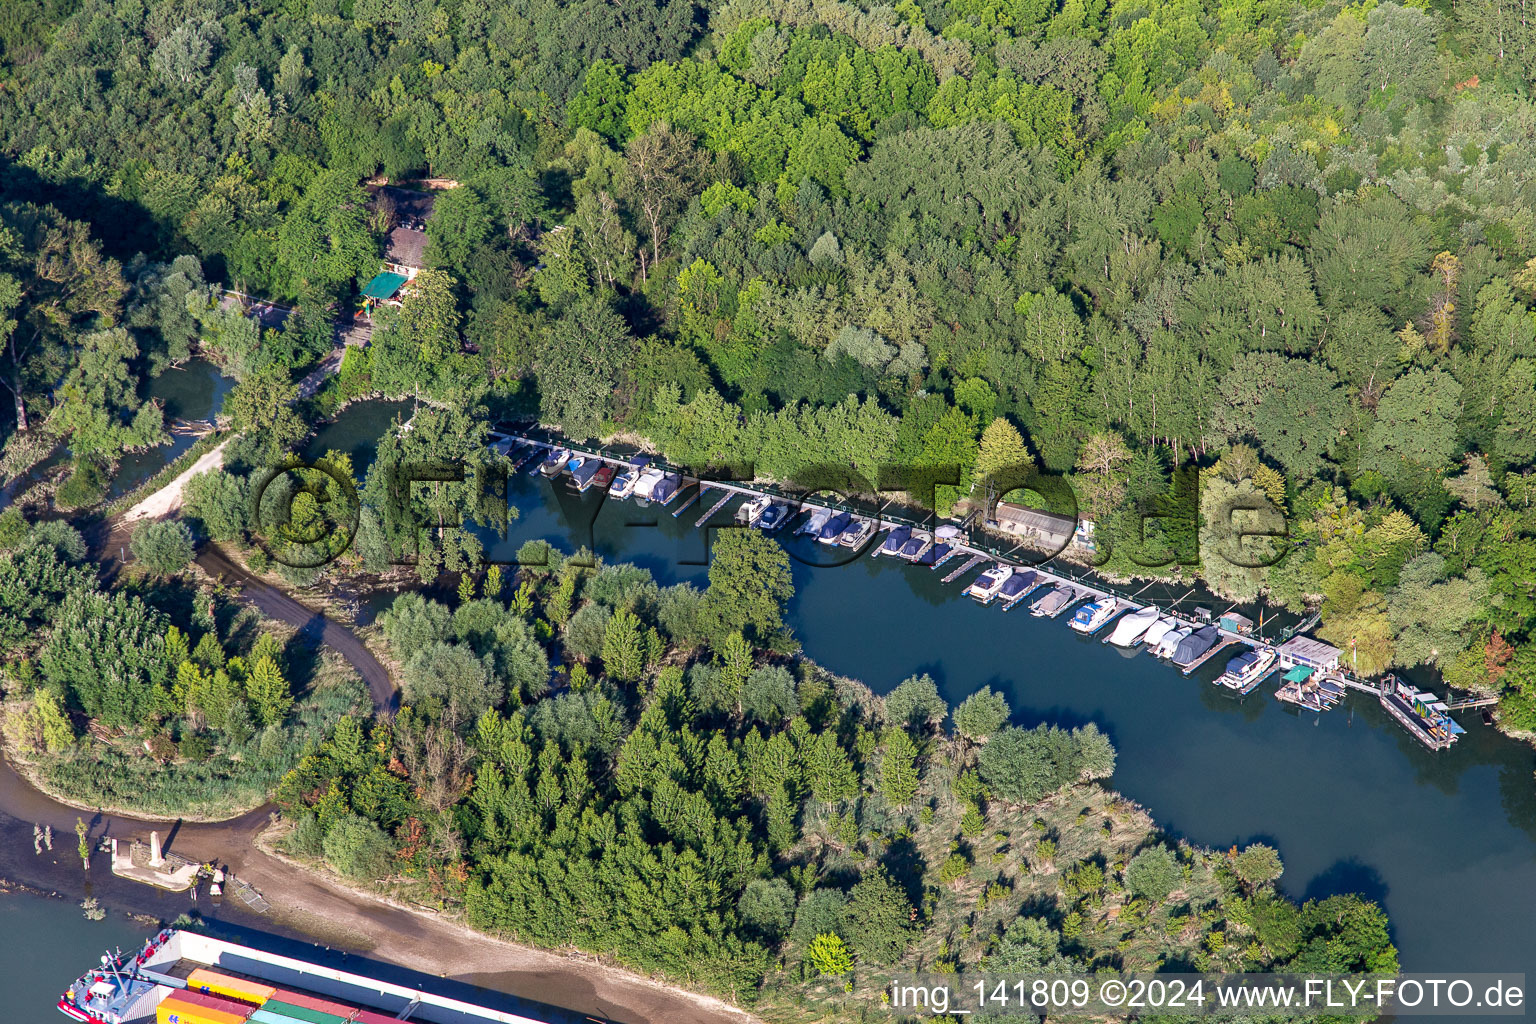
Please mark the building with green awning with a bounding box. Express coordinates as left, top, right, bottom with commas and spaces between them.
362, 271, 408, 301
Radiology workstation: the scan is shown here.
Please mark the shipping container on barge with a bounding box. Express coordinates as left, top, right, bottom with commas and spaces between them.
58, 928, 576, 1024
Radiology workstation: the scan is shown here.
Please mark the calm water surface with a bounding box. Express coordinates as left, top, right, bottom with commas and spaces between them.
110, 359, 237, 498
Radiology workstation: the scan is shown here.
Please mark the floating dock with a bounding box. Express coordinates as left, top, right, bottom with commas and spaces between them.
941, 554, 986, 584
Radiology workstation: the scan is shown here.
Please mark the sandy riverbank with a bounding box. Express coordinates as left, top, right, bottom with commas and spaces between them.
0, 747, 756, 1024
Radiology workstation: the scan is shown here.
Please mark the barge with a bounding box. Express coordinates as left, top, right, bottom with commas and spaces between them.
59, 928, 571, 1024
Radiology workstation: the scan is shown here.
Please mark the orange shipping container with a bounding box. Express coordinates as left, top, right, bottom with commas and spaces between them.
157, 995, 249, 1024
187, 968, 277, 1005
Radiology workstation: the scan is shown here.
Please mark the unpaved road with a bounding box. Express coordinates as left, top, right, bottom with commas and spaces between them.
194, 543, 396, 711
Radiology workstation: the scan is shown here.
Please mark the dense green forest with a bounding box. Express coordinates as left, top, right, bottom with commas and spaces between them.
270, 536, 1397, 1009
0, 509, 366, 815
4, 0, 1536, 718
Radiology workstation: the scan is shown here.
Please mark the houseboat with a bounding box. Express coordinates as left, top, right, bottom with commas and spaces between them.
965, 565, 1014, 604
1217, 648, 1276, 693
1070, 597, 1121, 635
1105, 605, 1160, 647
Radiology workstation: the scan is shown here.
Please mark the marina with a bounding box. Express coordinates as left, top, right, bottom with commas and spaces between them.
485, 430, 1480, 756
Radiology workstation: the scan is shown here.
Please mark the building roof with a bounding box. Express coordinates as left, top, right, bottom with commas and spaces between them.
362, 271, 408, 300
1276, 635, 1342, 666
385, 227, 429, 270
988, 501, 1076, 545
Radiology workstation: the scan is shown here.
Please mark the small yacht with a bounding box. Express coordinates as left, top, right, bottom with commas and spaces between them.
964, 564, 1014, 603
1106, 605, 1161, 647
878, 525, 912, 556
1070, 597, 1121, 635
538, 449, 570, 477
799, 507, 832, 537
1140, 616, 1180, 650
755, 502, 791, 532
736, 494, 771, 526
1218, 648, 1277, 692
609, 469, 636, 499
818, 511, 852, 545
997, 570, 1040, 609
898, 532, 932, 561
839, 518, 875, 547
1152, 625, 1192, 659
1029, 585, 1076, 617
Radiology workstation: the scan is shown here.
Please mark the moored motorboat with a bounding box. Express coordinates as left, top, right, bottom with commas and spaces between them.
1030, 585, 1076, 617
1070, 597, 1121, 635
1218, 647, 1276, 692
818, 511, 852, 544
878, 525, 912, 556
1105, 605, 1160, 646
1153, 626, 1192, 658
1140, 616, 1180, 650
839, 517, 875, 547
736, 494, 771, 525
965, 564, 1013, 603
755, 502, 791, 531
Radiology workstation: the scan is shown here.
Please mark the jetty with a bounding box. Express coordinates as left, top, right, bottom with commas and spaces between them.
694, 488, 735, 527
942, 553, 987, 584
488, 428, 1482, 753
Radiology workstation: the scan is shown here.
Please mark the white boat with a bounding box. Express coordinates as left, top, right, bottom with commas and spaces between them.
736, 494, 771, 525
609, 469, 636, 499
798, 507, 832, 536
632, 467, 666, 500
839, 518, 875, 547
1140, 616, 1181, 650
964, 565, 1013, 603
1070, 597, 1121, 635
1219, 647, 1277, 692
1153, 626, 1192, 658
1106, 605, 1161, 647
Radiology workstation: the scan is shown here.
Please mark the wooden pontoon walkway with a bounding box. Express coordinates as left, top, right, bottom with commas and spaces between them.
942, 554, 987, 584
694, 488, 735, 528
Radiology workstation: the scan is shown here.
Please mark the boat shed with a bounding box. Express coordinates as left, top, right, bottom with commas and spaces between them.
987, 501, 1076, 549
1276, 636, 1341, 673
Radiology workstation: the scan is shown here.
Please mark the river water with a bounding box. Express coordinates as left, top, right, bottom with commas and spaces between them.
7, 401, 1534, 1017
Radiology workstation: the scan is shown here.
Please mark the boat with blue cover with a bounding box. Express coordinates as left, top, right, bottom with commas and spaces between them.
878, 525, 911, 556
